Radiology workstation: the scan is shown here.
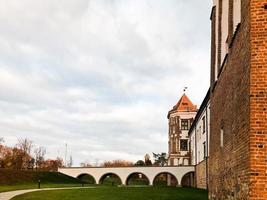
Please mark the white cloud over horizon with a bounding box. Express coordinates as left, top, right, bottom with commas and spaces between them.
0, 0, 212, 166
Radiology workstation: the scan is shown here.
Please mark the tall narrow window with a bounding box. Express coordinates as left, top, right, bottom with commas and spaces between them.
203, 142, 206, 159
180, 140, 188, 151
220, 128, 224, 147
202, 116, 206, 133
233, 0, 241, 32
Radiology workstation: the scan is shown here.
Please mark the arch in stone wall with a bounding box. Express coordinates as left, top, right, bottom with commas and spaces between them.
77, 173, 96, 184
99, 172, 122, 185
181, 171, 195, 187
152, 172, 178, 186
125, 172, 150, 185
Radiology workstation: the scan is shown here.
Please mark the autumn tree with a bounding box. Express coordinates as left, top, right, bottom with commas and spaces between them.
0, 138, 65, 171
0, 145, 12, 168
41, 157, 64, 171
9, 147, 31, 169
15, 138, 33, 169
100, 160, 134, 167
0, 137, 4, 165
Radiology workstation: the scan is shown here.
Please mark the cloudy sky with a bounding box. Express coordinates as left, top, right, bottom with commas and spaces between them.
0, 0, 212, 166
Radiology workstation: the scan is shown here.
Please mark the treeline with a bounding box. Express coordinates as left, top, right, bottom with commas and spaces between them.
0, 137, 168, 170
0, 137, 63, 171
80, 153, 168, 168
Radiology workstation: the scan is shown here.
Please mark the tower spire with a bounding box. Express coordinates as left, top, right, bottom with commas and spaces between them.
183, 86, 188, 93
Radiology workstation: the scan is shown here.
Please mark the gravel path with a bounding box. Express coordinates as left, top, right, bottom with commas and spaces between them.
0, 187, 94, 200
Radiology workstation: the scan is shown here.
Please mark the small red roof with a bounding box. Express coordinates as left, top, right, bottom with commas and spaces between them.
167, 94, 197, 118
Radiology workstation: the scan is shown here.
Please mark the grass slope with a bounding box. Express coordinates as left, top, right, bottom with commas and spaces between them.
11, 187, 208, 200
0, 169, 83, 193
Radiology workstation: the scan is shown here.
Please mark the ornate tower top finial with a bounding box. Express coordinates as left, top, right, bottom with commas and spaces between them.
183, 87, 188, 93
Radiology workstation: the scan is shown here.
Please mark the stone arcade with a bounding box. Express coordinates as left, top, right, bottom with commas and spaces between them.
58, 166, 194, 187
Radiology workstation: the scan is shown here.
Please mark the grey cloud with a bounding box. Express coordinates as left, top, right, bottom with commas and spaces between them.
0, 0, 211, 165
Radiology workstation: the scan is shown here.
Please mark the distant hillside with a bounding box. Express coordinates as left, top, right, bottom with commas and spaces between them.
0, 169, 82, 185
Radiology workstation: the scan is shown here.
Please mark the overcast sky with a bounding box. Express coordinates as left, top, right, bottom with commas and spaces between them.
0, 0, 212, 166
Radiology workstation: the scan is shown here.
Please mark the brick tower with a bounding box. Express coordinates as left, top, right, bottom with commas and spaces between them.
209, 0, 267, 199
167, 94, 197, 166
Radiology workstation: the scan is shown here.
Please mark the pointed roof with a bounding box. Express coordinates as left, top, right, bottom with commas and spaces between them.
167, 94, 198, 118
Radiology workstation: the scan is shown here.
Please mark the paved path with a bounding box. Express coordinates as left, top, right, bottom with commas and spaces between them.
0, 187, 94, 200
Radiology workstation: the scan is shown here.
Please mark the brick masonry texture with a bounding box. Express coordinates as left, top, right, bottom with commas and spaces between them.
209, 0, 251, 199
249, 0, 267, 199
209, 0, 267, 199
196, 160, 208, 189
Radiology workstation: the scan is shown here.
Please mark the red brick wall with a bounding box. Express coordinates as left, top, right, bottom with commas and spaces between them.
249, 1, 267, 199
209, 0, 267, 199
209, 0, 251, 199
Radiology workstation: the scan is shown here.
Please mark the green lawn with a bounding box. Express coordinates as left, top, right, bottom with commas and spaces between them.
11, 187, 208, 200
0, 183, 88, 193
0, 169, 85, 193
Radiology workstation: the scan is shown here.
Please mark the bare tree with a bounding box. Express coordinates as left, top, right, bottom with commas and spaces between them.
17, 138, 33, 155
16, 138, 33, 169
0, 137, 4, 144
34, 146, 46, 170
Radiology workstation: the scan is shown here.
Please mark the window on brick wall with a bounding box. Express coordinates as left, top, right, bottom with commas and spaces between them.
203, 142, 206, 159
220, 128, 224, 147
180, 139, 188, 151
233, 0, 241, 32
181, 119, 189, 130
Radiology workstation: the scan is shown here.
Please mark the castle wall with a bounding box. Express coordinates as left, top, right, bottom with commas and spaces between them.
196, 159, 208, 189
209, 0, 251, 199
249, 0, 267, 199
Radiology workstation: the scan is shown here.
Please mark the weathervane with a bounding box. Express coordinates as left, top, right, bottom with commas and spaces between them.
183, 87, 188, 93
